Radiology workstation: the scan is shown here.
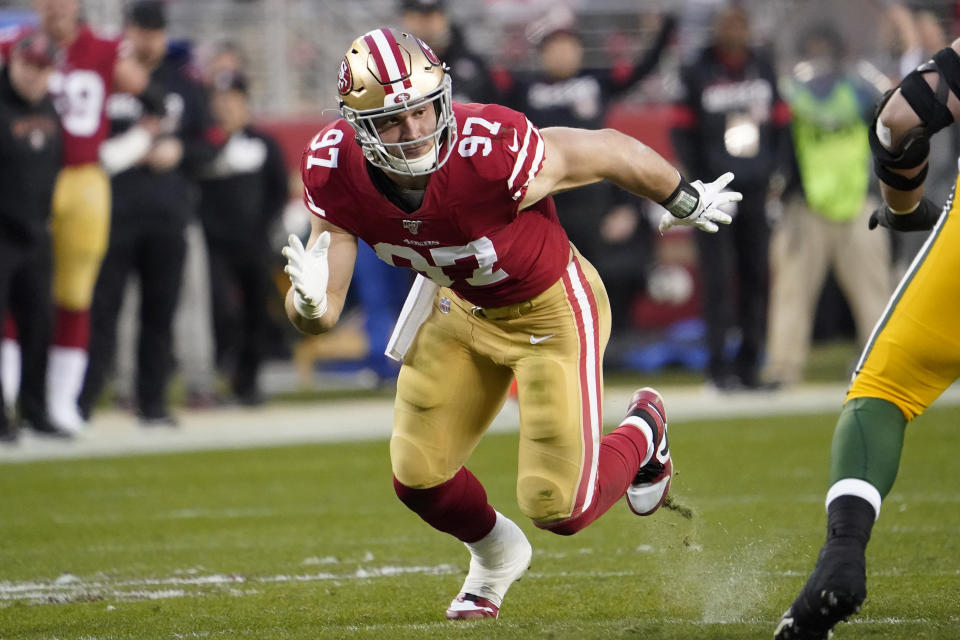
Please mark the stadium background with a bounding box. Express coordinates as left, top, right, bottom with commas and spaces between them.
3, 0, 948, 150
2, 0, 957, 385
1, 3, 959, 638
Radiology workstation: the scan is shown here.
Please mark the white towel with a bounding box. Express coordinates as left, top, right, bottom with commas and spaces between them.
385, 275, 439, 362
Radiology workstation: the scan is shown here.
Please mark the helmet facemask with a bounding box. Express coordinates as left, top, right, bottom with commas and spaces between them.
341, 74, 456, 177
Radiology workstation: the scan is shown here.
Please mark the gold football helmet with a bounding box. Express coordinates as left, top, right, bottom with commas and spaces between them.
338, 27, 456, 176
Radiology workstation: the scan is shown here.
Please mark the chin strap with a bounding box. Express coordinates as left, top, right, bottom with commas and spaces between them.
383, 147, 439, 174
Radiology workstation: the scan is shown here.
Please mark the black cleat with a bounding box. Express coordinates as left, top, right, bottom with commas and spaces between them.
774, 540, 866, 639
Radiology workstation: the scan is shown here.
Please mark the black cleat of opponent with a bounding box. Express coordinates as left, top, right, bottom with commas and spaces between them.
775, 495, 875, 639
774, 543, 865, 638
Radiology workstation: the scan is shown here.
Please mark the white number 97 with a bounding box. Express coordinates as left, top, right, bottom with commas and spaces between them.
307, 129, 344, 169
457, 116, 501, 158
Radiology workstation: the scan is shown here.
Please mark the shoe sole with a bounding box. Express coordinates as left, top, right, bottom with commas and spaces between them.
626, 466, 672, 516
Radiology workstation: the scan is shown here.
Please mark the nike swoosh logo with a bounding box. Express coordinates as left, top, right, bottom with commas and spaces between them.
508, 129, 519, 152
657, 425, 670, 462
529, 334, 555, 345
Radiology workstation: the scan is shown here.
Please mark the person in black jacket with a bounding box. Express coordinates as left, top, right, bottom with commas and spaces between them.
78, 1, 221, 425
505, 12, 676, 332
198, 70, 289, 405
0, 30, 70, 440
399, 0, 497, 104
669, 4, 790, 391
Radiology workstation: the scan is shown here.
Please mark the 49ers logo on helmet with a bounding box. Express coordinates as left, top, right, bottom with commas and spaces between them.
393, 92, 411, 104
337, 58, 352, 95
416, 37, 441, 65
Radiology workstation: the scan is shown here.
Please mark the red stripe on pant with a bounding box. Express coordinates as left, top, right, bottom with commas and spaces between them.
560, 265, 595, 517
573, 256, 603, 509
560, 258, 605, 519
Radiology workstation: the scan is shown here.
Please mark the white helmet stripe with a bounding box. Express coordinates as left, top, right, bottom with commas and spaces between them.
365, 29, 412, 95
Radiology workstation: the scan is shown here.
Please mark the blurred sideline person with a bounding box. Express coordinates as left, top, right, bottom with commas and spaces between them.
774, 33, 960, 640
0, 0, 150, 432
78, 1, 219, 425
202, 39, 247, 87
284, 27, 738, 619
197, 70, 288, 405
763, 24, 892, 387
399, 0, 496, 104
0, 30, 68, 441
507, 12, 675, 332
165, 38, 253, 409
669, 3, 790, 391
114, 38, 223, 412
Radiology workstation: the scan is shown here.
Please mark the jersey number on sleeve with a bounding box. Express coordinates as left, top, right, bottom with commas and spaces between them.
457, 116, 501, 158
373, 236, 508, 287
306, 129, 344, 169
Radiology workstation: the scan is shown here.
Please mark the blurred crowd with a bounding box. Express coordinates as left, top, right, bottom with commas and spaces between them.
0, 0, 957, 441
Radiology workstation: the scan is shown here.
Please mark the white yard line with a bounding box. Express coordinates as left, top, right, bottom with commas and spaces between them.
0, 564, 460, 606
4, 562, 958, 606
3, 383, 960, 463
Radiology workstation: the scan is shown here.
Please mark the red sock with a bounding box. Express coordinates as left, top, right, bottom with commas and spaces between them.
394, 467, 497, 543
52, 308, 90, 349
3, 315, 16, 340
538, 425, 648, 536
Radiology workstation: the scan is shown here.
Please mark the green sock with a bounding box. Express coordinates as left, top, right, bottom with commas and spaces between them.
829, 397, 907, 498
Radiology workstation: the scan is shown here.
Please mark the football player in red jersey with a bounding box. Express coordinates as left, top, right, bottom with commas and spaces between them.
284, 28, 739, 620
27, 0, 148, 432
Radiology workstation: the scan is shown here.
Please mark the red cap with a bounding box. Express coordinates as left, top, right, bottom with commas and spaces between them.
13, 29, 59, 68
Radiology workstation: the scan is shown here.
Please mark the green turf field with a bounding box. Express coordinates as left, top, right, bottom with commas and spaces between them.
2, 404, 958, 639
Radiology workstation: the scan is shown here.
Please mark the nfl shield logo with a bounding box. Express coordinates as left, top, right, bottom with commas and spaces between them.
439, 297, 451, 314
402, 220, 422, 235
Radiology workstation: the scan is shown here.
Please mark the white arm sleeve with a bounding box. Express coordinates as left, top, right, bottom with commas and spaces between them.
99, 125, 153, 175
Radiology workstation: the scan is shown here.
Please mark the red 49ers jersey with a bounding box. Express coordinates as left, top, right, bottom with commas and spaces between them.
49, 26, 121, 166
300, 102, 571, 307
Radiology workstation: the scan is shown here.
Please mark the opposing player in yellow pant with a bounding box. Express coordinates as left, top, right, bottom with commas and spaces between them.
776, 37, 960, 640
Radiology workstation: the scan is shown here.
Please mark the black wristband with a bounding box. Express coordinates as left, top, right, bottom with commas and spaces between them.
659, 178, 701, 219
880, 198, 942, 232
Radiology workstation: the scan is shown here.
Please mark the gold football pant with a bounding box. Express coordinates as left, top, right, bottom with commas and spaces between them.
847, 186, 960, 420
50, 164, 111, 310
391, 251, 612, 524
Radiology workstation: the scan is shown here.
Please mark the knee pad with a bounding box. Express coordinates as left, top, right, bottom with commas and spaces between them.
389, 432, 448, 489
517, 472, 570, 523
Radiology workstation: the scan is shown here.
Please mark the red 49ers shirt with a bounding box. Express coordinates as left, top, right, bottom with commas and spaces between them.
2, 25, 122, 166
50, 26, 122, 166
300, 102, 571, 307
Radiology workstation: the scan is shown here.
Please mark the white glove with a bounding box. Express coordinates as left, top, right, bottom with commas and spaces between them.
282, 232, 330, 319
659, 172, 741, 234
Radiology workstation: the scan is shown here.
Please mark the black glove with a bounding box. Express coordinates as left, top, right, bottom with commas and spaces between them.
868, 197, 942, 232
